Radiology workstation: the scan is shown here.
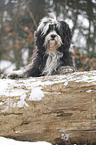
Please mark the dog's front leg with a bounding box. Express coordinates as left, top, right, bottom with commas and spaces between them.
57, 66, 77, 74
7, 50, 42, 79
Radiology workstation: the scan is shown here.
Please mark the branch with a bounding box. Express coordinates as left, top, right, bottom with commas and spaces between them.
24, 2, 37, 29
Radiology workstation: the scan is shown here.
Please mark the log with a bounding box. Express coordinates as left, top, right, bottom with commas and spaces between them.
0, 71, 96, 145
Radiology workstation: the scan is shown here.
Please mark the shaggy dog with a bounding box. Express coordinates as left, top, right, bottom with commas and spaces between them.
8, 13, 76, 79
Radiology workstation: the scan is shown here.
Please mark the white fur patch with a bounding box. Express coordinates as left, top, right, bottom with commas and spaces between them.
42, 52, 63, 76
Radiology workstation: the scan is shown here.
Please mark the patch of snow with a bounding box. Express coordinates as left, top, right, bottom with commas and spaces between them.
0, 137, 52, 145
92, 99, 94, 102
64, 81, 68, 86
28, 87, 45, 101
11, 0, 18, 4
78, 15, 89, 28
15, 131, 20, 134
86, 90, 93, 93
4, 0, 9, 5
0, 102, 4, 106
0, 79, 16, 95
0, 60, 16, 74
86, 90, 96, 93
92, 0, 96, 3
22, 49, 29, 65
17, 98, 29, 108
59, 128, 66, 132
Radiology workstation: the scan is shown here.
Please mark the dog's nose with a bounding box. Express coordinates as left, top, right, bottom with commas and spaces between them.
51, 34, 56, 39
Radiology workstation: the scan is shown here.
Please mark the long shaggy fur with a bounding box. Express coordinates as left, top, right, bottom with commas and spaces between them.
8, 13, 76, 79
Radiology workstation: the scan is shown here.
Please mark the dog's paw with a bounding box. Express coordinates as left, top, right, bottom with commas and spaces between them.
57, 66, 77, 74
7, 70, 23, 79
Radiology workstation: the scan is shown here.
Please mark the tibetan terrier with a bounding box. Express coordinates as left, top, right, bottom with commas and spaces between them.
8, 14, 76, 79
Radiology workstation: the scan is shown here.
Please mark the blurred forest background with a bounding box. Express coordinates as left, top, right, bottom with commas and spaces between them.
0, 0, 96, 77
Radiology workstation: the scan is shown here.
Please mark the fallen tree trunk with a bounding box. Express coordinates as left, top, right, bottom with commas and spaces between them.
0, 71, 96, 145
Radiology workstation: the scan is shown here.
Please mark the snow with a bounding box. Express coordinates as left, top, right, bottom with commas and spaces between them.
0, 137, 52, 145
4, 0, 9, 5
0, 70, 96, 111
0, 60, 16, 74
28, 87, 45, 101
86, 89, 96, 93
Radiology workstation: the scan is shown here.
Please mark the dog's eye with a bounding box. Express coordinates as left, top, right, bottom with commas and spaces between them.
55, 24, 56, 28
49, 24, 53, 30
44, 22, 47, 25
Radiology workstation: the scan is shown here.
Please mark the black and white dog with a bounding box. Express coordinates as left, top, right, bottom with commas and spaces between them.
8, 13, 76, 79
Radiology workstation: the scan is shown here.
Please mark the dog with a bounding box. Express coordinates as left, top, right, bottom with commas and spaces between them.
8, 13, 76, 79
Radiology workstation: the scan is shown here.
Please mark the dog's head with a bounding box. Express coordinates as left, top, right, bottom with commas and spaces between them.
34, 13, 72, 54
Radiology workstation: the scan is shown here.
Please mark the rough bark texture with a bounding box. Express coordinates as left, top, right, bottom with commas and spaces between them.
0, 71, 96, 145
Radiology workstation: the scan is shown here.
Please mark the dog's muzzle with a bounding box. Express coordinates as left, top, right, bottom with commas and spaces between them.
44, 31, 62, 53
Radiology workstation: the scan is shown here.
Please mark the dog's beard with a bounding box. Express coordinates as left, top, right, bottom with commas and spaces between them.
42, 51, 63, 76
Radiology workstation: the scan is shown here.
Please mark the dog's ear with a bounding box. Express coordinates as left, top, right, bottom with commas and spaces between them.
34, 30, 46, 52
34, 30, 42, 44
34, 30, 44, 47
59, 21, 72, 49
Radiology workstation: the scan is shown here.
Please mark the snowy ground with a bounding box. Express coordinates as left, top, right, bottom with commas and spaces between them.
0, 137, 52, 145
0, 60, 16, 74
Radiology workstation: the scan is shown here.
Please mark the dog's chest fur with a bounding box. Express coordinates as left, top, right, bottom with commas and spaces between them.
42, 51, 62, 76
